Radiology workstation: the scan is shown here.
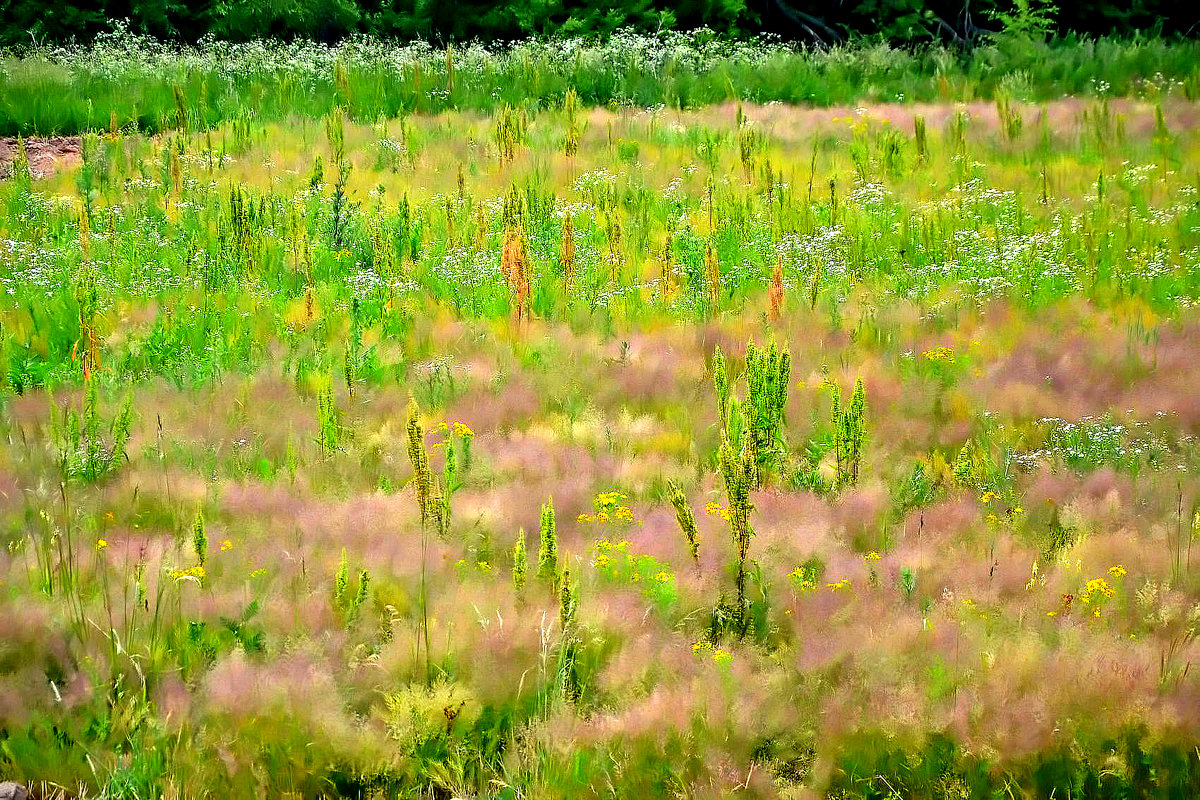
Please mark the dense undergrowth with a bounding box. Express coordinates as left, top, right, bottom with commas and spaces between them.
4, 28, 1200, 136
0, 84, 1199, 798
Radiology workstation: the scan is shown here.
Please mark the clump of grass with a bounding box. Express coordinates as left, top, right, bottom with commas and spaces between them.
51, 379, 134, 482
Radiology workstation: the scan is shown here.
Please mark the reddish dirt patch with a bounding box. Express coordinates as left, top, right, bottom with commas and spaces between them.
0, 136, 82, 179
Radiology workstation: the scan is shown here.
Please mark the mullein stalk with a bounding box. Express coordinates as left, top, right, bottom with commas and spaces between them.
192, 507, 207, 573
405, 397, 440, 685
558, 566, 581, 703
712, 345, 729, 432
666, 479, 700, 564
719, 432, 757, 636
537, 497, 558, 582
513, 528, 528, 595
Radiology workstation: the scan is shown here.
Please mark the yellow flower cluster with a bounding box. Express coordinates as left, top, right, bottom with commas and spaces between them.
594, 538, 630, 555
437, 420, 475, 438
922, 346, 955, 363
591, 537, 676, 607
1108, 564, 1127, 578
827, 578, 852, 592
591, 538, 630, 570
170, 565, 206, 583
1081, 577, 1114, 604
691, 640, 733, 666
704, 501, 733, 521
578, 491, 640, 525
787, 567, 818, 593
980, 491, 1023, 524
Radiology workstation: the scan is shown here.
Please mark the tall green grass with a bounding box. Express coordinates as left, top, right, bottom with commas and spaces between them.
3, 28, 1200, 135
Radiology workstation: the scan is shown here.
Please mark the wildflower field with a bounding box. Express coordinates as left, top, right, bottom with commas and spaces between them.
3, 34, 1200, 799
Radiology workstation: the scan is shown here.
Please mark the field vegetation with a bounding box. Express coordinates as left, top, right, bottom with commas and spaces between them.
1, 31, 1200, 799
4, 27, 1200, 136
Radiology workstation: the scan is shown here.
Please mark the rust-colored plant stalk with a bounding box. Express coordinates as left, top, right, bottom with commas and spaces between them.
501, 224, 532, 325
768, 254, 784, 322
561, 215, 576, 289
704, 242, 720, 310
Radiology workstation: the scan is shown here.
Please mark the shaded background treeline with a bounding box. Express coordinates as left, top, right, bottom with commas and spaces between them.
0, 0, 1194, 47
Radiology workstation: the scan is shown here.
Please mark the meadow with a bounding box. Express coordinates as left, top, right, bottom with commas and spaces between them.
1, 41, 1200, 798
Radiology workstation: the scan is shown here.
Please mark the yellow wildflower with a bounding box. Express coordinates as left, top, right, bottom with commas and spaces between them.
922, 346, 954, 363
170, 565, 206, 583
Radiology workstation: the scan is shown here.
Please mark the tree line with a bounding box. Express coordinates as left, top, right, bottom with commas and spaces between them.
0, 0, 1193, 49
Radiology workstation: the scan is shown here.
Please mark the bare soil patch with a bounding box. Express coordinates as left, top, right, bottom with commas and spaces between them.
0, 136, 82, 179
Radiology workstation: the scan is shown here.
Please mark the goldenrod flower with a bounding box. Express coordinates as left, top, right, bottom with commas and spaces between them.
170, 565, 206, 583
922, 346, 954, 363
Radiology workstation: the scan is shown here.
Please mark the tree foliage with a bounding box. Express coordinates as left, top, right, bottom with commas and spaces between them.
0, 0, 1190, 48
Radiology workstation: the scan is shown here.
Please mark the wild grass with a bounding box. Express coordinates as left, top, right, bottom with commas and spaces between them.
3, 27, 1200, 135
0, 77, 1199, 798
